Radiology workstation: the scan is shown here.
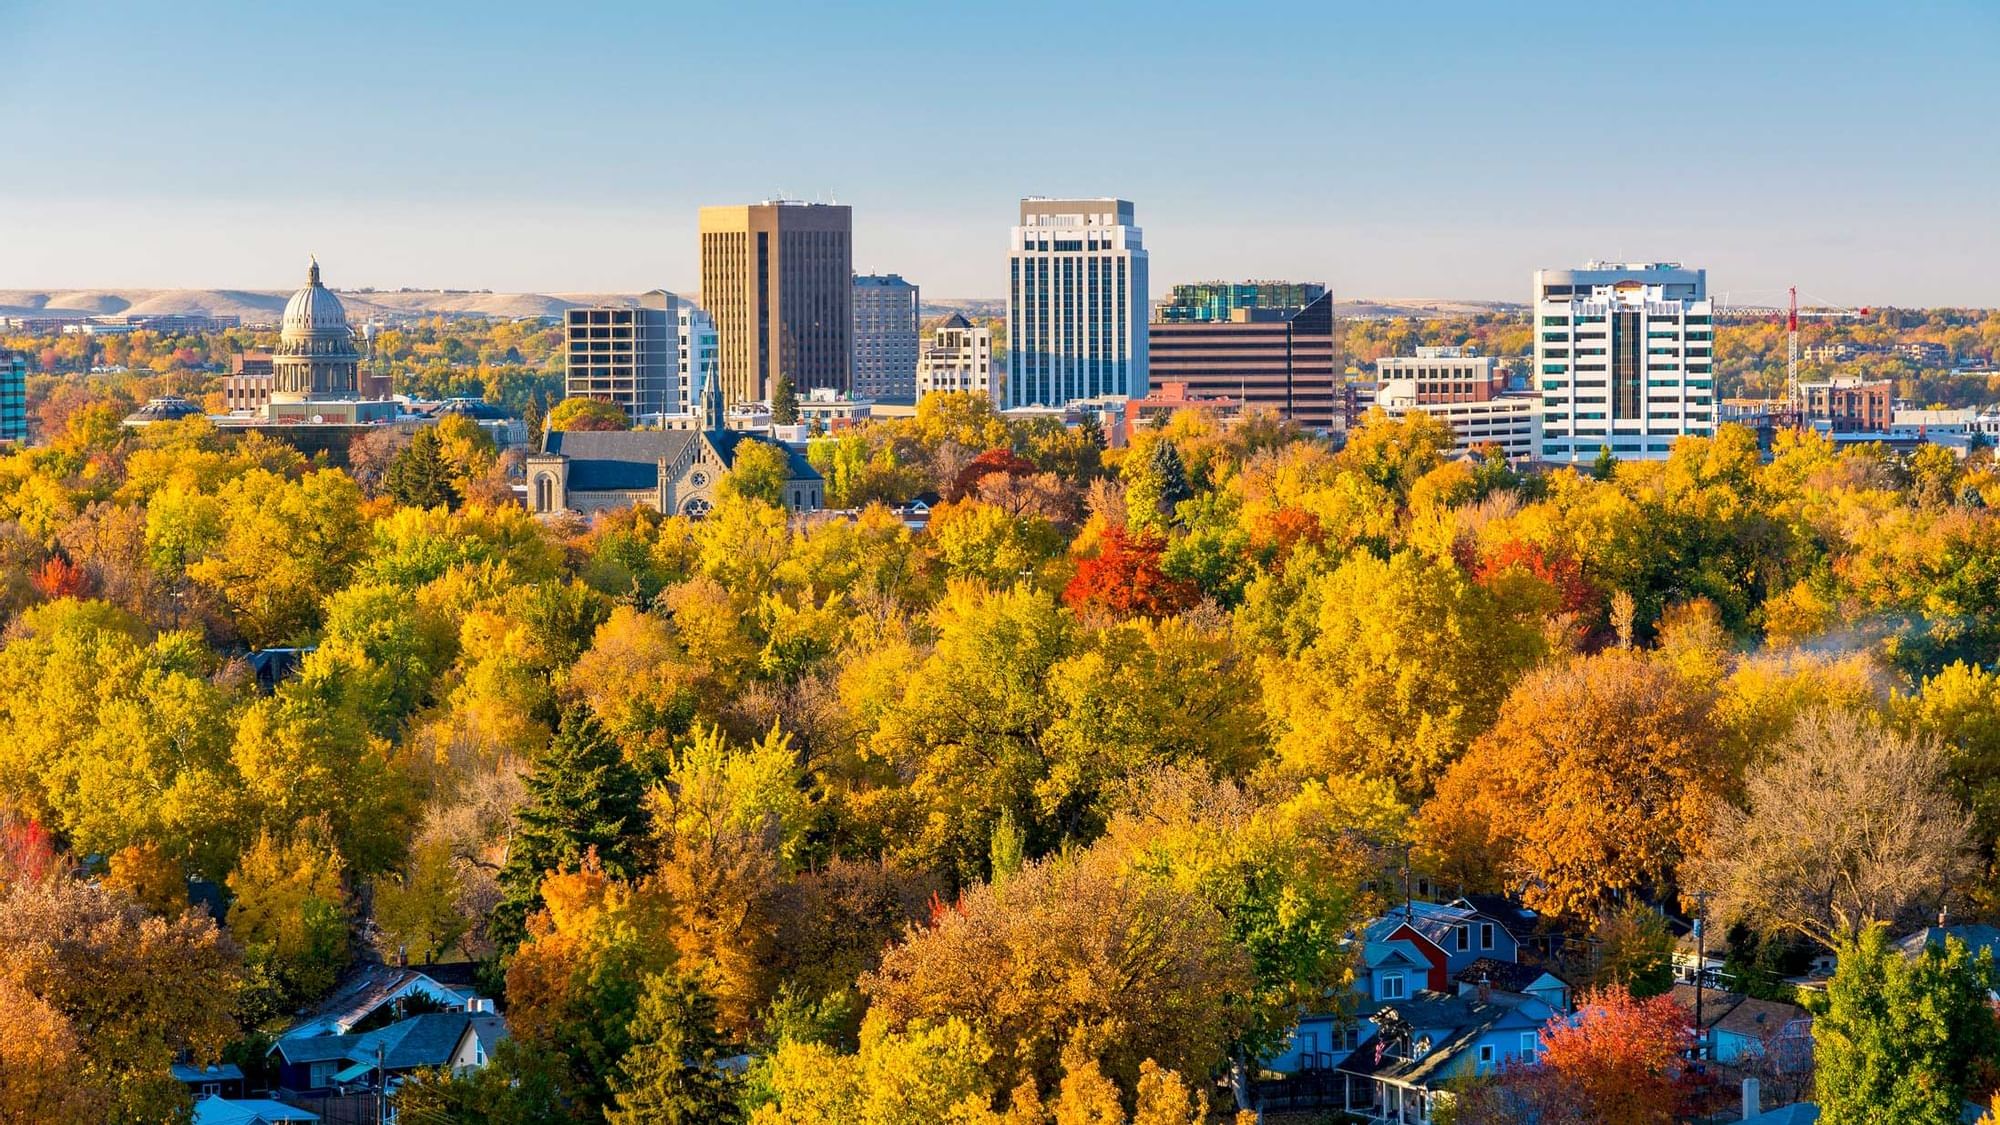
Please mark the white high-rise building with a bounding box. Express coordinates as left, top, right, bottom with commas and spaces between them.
1533, 262, 1715, 462
677, 303, 718, 417
1005, 198, 1147, 408
918, 313, 995, 399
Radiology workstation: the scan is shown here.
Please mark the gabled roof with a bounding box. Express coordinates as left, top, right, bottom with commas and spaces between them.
1451, 894, 1542, 937
193, 1099, 321, 1125
1338, 994, 1527, 1086
1453, 957, 1566, 995
1364, 939, 1433, 971
1714, 996, 1811, 1041
173, 1062, 246, 1084
1896, 924, 2000, 961
543, 429, 700, 491
1363, 902, 1479, 951
1668, 984, 1745, 1029
274, 1012, 507, 1072
284, 965, 472, 1038
705, 428, 822, 482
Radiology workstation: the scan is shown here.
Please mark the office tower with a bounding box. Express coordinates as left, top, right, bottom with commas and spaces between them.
1534, 262, 1714, 462
1005, 198, 1147, 408
852, 273, 920, 402
565, 290, 681, 421
1146, 282, 1342, 433
678, 303, 719, 417
918, 313, 995, 399
1374, 347, 1540, 460
0, 351, 25, 444
698, 201, 853, 405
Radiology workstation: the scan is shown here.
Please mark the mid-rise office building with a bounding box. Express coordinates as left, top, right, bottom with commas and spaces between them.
677, 303, 718, 417
565, 291, 683, 420
698, 201, 853, 405
1146, 283, 1342, 433
1005, 198, 1147, 408
1533, 262, 1714, 462
1, 351, 26, 444
223, 351, 276, 412
918, 313, 995, 399
852, 274, 920, 403
1374, 347, 1540, 460
1800, 377, 1893, 433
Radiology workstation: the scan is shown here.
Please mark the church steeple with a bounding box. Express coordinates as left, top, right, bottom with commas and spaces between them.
700, 374, 725, 433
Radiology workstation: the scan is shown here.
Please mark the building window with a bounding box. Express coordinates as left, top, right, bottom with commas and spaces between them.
1479, 1044, 1495, 1070
1520, 1033, 1539, 1063
1457, 925, 1469, 952
1481, 923, 1495, 950
1380, 973, 1405, 1000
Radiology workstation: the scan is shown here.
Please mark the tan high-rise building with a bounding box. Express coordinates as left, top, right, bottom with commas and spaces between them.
698, 201, 852, 405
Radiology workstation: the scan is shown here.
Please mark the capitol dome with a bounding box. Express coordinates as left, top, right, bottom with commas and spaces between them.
281, 259, 352, 334
272, 257, 361, 402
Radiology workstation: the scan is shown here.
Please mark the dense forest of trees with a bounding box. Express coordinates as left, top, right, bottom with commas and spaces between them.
5, 316, 2000, 1118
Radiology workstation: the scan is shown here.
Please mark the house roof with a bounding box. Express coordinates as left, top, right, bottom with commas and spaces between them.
193, 1099, 321, 1125
1668, 984, 1745, 1029
1337, 994, 1525, 1087
1739, 1105, 1818, 1125
1714, 996, 1811, 1041
1451, 894, 1543, 937
705, 428, 822, 482
1453, 957, 1565, 995
1362, 901, 1485, 951
174, 1063, 246, 1084
1896, 924, 2000, 961
1364, 939, 1432, 971
456, 1013, 512, 1057
275, 1012, 508, 1072
284, 965, 471, 1038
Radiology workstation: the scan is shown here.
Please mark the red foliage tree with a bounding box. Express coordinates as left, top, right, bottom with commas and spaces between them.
1062, 527, 1199, 620
947, 447, 1036, 502
28, 556, 89, 601
0, 815, 59, 887
1477, 539, 1599, 617
1464, 985, 1694, 1125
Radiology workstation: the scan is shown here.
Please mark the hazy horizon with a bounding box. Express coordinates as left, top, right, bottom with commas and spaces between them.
3, 0, 1995, 308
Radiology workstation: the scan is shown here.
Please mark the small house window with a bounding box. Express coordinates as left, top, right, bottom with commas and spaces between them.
1456, 925, 1469, 952
1381, 973, 1405, 1000
1481, 922, 1495, 950
1520, 1032, 1539, 1063
1479, 1044, 1495, 1070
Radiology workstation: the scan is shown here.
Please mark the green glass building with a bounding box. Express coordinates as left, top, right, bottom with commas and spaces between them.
1155, 281, 1328, 323
0, 352, 26, 444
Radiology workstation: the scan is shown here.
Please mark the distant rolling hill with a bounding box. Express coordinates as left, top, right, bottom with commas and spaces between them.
0, 288, 653, 325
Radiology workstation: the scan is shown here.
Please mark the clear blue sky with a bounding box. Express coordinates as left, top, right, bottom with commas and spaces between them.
2, 0, 1995, 306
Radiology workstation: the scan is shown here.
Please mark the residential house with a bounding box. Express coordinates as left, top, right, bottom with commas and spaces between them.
1268, 899, 1568, 1124
1669, 986, 1813, 1069
174, 1062, 247, 1100
280, 965, 479, 1041
271, 1010, 507, 1093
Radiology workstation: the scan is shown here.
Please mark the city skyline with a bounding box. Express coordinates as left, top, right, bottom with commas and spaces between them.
1, 1, 1996, 306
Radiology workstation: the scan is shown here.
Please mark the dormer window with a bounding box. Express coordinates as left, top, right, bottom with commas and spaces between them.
1381, 973, 1406, 1000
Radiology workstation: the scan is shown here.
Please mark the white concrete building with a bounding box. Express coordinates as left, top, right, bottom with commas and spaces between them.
1533, 262, 1714, 462
677, 302, 718, 418
852, 274, 920, 403
918, 312, 995, 399
1005, 198, 1147, 408
1375, 347, 1540, 460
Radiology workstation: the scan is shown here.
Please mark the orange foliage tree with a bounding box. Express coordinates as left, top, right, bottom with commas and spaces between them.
1062, 526, 1200, 620
1460, 985, 1693, 1124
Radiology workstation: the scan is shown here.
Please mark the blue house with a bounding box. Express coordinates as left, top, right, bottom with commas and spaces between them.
1267, 899, 1570, 1123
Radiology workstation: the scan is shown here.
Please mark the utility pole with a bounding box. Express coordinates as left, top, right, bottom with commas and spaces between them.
1691, 889, 1711, 1065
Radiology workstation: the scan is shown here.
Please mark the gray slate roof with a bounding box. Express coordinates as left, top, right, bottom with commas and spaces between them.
275, 1012, 507, 1071
544, 428, 820, 492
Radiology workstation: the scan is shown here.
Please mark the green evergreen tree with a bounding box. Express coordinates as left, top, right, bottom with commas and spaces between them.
1807, 924, 2000, 1125
771, 372, 800, 426
1590, 443, 1618, 481
605, 972, 743, 1125
384, 427, 459, 510
491, 704, 648, 951
1151, 437, 1194, 524
989, 806, 1024, 886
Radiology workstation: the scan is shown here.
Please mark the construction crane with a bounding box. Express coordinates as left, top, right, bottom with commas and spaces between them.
1780, 287, 1872, 427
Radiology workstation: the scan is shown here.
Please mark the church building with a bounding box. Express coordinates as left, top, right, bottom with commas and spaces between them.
526, 379, 823, 517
